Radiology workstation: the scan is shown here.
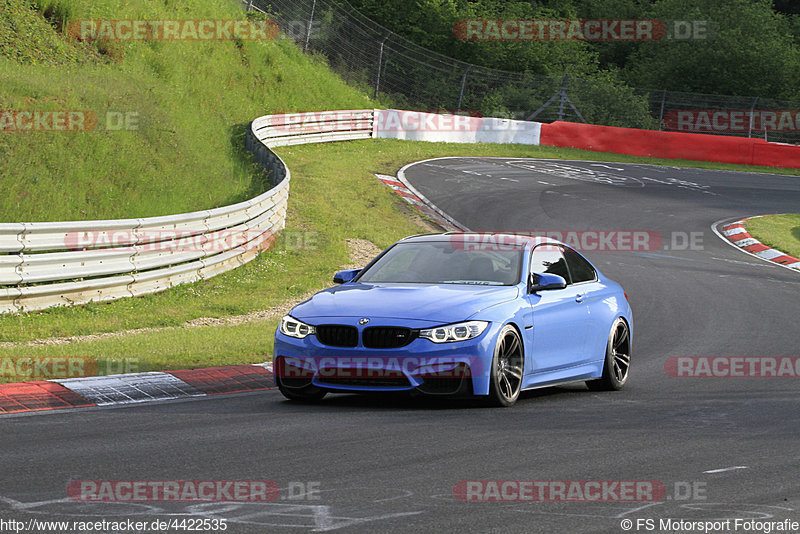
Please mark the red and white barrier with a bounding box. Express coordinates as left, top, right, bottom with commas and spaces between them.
374, 110, 541, 145
538, 121, 800, 169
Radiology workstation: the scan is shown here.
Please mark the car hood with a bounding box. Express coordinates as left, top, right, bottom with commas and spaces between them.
291, 283, 520, 324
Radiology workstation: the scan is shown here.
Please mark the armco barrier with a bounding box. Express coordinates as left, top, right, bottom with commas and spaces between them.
539, 121, 800, 169
3, 109, 797, 314
0, 110, 374, 314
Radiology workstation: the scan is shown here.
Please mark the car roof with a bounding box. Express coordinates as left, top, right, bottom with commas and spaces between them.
398, 232, 565, 247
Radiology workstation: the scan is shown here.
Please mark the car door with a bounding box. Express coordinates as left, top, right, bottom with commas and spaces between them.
562, 246, 606, 366
524, 244, 590, 375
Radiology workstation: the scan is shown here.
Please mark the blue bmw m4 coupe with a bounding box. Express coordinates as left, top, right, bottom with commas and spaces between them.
274, 233, 632, 407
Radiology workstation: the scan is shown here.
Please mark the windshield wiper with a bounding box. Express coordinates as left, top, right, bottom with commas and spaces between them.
437, 280, 504, 286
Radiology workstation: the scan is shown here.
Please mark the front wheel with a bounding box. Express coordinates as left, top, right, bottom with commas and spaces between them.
277, 379, 328, 402
587, 318, 631, 391
487, 325, 524, 407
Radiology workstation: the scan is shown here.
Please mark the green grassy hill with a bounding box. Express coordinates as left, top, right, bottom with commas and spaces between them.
0, 0, 375, 221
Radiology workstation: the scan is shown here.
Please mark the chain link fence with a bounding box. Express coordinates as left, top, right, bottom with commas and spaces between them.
245, 0, 800, 144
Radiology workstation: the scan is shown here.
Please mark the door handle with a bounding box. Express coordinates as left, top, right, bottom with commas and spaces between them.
575, 293, 584, 303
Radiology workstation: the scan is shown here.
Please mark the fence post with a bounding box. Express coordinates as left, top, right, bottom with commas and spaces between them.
456, 65, 472, 112
374, 34, 389, 99
246, 0, 253, 12
304, 0, 317, 53
526, 75, 585, 123
747, 97, 758, 138
657, 89, 667, 130
556, 74, 585, 123
557, 75, 569, 121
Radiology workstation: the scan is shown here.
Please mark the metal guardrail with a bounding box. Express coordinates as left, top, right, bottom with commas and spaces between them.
0, 110, 374, 314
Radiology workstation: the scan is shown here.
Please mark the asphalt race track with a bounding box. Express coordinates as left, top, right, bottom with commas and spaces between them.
2, 158, 800, 533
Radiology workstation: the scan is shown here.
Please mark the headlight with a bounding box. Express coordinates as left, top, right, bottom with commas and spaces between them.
279, 315, 316, 339
419, 320, 488, 343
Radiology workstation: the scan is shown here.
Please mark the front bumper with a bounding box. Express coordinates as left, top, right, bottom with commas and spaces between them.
273, 318, 499, 396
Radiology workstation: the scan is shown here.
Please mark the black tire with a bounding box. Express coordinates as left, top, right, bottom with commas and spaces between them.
276, 379, 328, 402
587, 317, 631, 391
487, 325, 524, 407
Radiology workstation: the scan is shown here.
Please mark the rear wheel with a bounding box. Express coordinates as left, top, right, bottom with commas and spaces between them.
587, 318, 630, 391
487, 325, 524, 407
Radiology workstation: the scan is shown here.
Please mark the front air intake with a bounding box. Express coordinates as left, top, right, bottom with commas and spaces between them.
362, 327, 416, 349
315, 325, 358, 347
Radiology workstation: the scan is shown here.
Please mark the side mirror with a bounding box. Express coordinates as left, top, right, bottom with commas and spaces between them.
333, 269, 360, 284
529, 272, 567, 292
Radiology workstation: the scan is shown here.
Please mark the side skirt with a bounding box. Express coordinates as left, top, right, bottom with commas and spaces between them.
521, 361, 604, 390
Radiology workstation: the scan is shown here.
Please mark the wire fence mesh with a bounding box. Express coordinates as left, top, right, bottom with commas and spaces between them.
246, 0, 800, 144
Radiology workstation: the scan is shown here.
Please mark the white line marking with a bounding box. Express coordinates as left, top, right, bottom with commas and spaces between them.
538, 181, 552, 185
703, 466, 748, 474
616, 502, 662, 517
590, 164, 624, 171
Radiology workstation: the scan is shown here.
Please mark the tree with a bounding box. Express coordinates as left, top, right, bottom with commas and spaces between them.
346, 0, 602, 76
621, 0, 800, 99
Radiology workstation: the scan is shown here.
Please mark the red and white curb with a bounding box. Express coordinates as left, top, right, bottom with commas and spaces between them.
719, 217, 800, 271
375, 174, 467, 232
0, 364, 275, 415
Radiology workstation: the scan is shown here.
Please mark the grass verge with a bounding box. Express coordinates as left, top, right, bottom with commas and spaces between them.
0, 318, 281, 382
743, 213, 800, 260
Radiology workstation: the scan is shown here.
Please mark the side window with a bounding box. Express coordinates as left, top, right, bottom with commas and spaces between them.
563, 247, 597, 283
530, 245, 570, 283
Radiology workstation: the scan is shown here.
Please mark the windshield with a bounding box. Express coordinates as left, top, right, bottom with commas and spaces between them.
357, 241, 523, 285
